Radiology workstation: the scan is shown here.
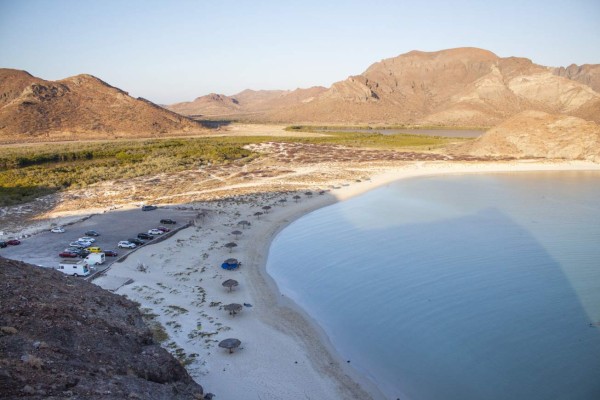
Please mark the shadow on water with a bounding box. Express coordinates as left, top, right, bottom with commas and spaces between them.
268, 205, 600, 400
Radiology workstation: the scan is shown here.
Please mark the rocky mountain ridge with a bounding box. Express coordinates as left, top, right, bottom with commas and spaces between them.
0, 69, 205, 142
169, 48, 600, 127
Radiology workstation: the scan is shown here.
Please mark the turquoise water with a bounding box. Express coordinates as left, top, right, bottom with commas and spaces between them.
266, 171, 600, 400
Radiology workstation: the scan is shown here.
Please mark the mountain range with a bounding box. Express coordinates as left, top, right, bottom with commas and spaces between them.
168, 47, 600, 127
0, 69, 203, 142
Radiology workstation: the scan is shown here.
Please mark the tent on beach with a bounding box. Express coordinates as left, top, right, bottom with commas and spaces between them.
221, 258, 240, 270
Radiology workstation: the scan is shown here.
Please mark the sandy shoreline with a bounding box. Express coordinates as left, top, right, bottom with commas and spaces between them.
86, 159, 599, 399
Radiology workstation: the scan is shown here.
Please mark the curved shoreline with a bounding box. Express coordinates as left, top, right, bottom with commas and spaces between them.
87, 159, 600, 399
247, 159, 600, 399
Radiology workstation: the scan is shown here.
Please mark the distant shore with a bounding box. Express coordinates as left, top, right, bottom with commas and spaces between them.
90, 159, 599, 399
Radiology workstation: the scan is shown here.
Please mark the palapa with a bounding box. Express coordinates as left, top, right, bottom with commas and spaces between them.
237, 220, 251, 229
218, 338, 241, 353
222, 279, 239, 292
224, 242, 237, 252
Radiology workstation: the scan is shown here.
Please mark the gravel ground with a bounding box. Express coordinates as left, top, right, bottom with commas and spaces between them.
0, 207, 198, 274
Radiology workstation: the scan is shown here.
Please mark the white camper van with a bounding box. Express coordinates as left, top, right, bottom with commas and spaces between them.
57, 260, 90, 277
85, 252, 105, 265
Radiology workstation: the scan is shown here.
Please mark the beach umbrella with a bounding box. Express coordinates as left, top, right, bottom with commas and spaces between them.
225, 242, 237, 252
231, 230, 242, 239
293, 195, 301, 203
218, 338, 241, 353
262, 205, 272, 213
237, 220, 251, 229
278, 198, 287, 206
224, 303, 243, 316
304, 191, 313, 197
222, 279, 239, 292
254, 211, 263, 219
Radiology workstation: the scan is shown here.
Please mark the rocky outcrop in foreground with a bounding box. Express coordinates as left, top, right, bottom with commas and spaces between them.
0, 257, 205, 399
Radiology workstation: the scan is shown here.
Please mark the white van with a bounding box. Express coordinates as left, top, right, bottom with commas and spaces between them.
85, 252, 105, 265
57, 260, 90, 277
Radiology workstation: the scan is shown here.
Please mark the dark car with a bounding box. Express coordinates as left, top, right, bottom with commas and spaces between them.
85, 230, 100, 237
104, 250, 118, 257
7, 239, 21, 245
137, 233, 152, 240
0, 241, 7, 248
142, 205, 157, 211
59, 251, 79, 258
157, 226, 171, 233
128, 238, 145, 246
65, 248, 89, 257
160, 219, 177, 224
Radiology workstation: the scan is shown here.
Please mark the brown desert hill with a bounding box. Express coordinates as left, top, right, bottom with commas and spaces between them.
267, 48, 600, 125
170, 48, 600, 126
168, 86, 326, 117
0, 257, 206, 399
553, 64, 600, 93
168, 92, 241, 116
0, 68, 204, 142
452, 110, 600, 161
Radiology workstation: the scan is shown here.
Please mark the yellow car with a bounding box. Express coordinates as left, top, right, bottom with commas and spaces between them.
88, 247, 102, 253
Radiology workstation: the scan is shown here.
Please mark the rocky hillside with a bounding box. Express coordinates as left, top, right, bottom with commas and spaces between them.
168, 86, 326, 118
453, 110, 600, 161
169, 48, 600, 127
0, 69, 204, 142
0, 257, 207, 399
553, 64, 600, 93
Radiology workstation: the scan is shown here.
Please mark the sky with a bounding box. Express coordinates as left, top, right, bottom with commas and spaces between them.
1, 0, 599, 104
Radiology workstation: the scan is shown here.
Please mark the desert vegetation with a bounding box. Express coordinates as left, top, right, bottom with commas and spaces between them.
0, 131, 459, 206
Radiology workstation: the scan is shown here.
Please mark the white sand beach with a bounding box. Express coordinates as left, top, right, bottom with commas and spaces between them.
90, 159, 600, 399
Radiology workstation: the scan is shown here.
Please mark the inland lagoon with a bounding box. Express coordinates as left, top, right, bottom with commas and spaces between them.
267, 171, 600, 400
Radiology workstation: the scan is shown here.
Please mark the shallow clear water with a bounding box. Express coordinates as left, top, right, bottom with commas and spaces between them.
266, 171, 600, 400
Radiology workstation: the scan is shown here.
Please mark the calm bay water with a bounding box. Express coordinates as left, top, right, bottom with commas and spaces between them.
266, 171, 600, 400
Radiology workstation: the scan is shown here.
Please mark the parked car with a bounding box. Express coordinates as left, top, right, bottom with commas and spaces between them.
65, 247, 80, 253
128, 238, 145, 246
7, 239, 21, 245
0, 241, 7, 248
148, 229, 163, 235
59, 251, 79, 258
104, 250, 118, 257
51, 227, 65, 233
137, 233, 152, 240
118, 241, 136, 249
85, 230, 100, 237
88, 246, 102, 253
142, 205, 157, 211
78, 236, 96, 243
69, 241, 87, 248
157, 226, 171, 233
160, 219, 177, 224
76, 240, 93, 248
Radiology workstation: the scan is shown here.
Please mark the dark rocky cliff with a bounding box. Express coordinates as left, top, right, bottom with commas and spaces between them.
0, 257, 205, 399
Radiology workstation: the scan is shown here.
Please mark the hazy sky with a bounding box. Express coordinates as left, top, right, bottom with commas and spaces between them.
1, 0, 599, 104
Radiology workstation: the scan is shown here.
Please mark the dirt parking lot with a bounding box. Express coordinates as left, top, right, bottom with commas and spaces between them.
0, 207, 199, 274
